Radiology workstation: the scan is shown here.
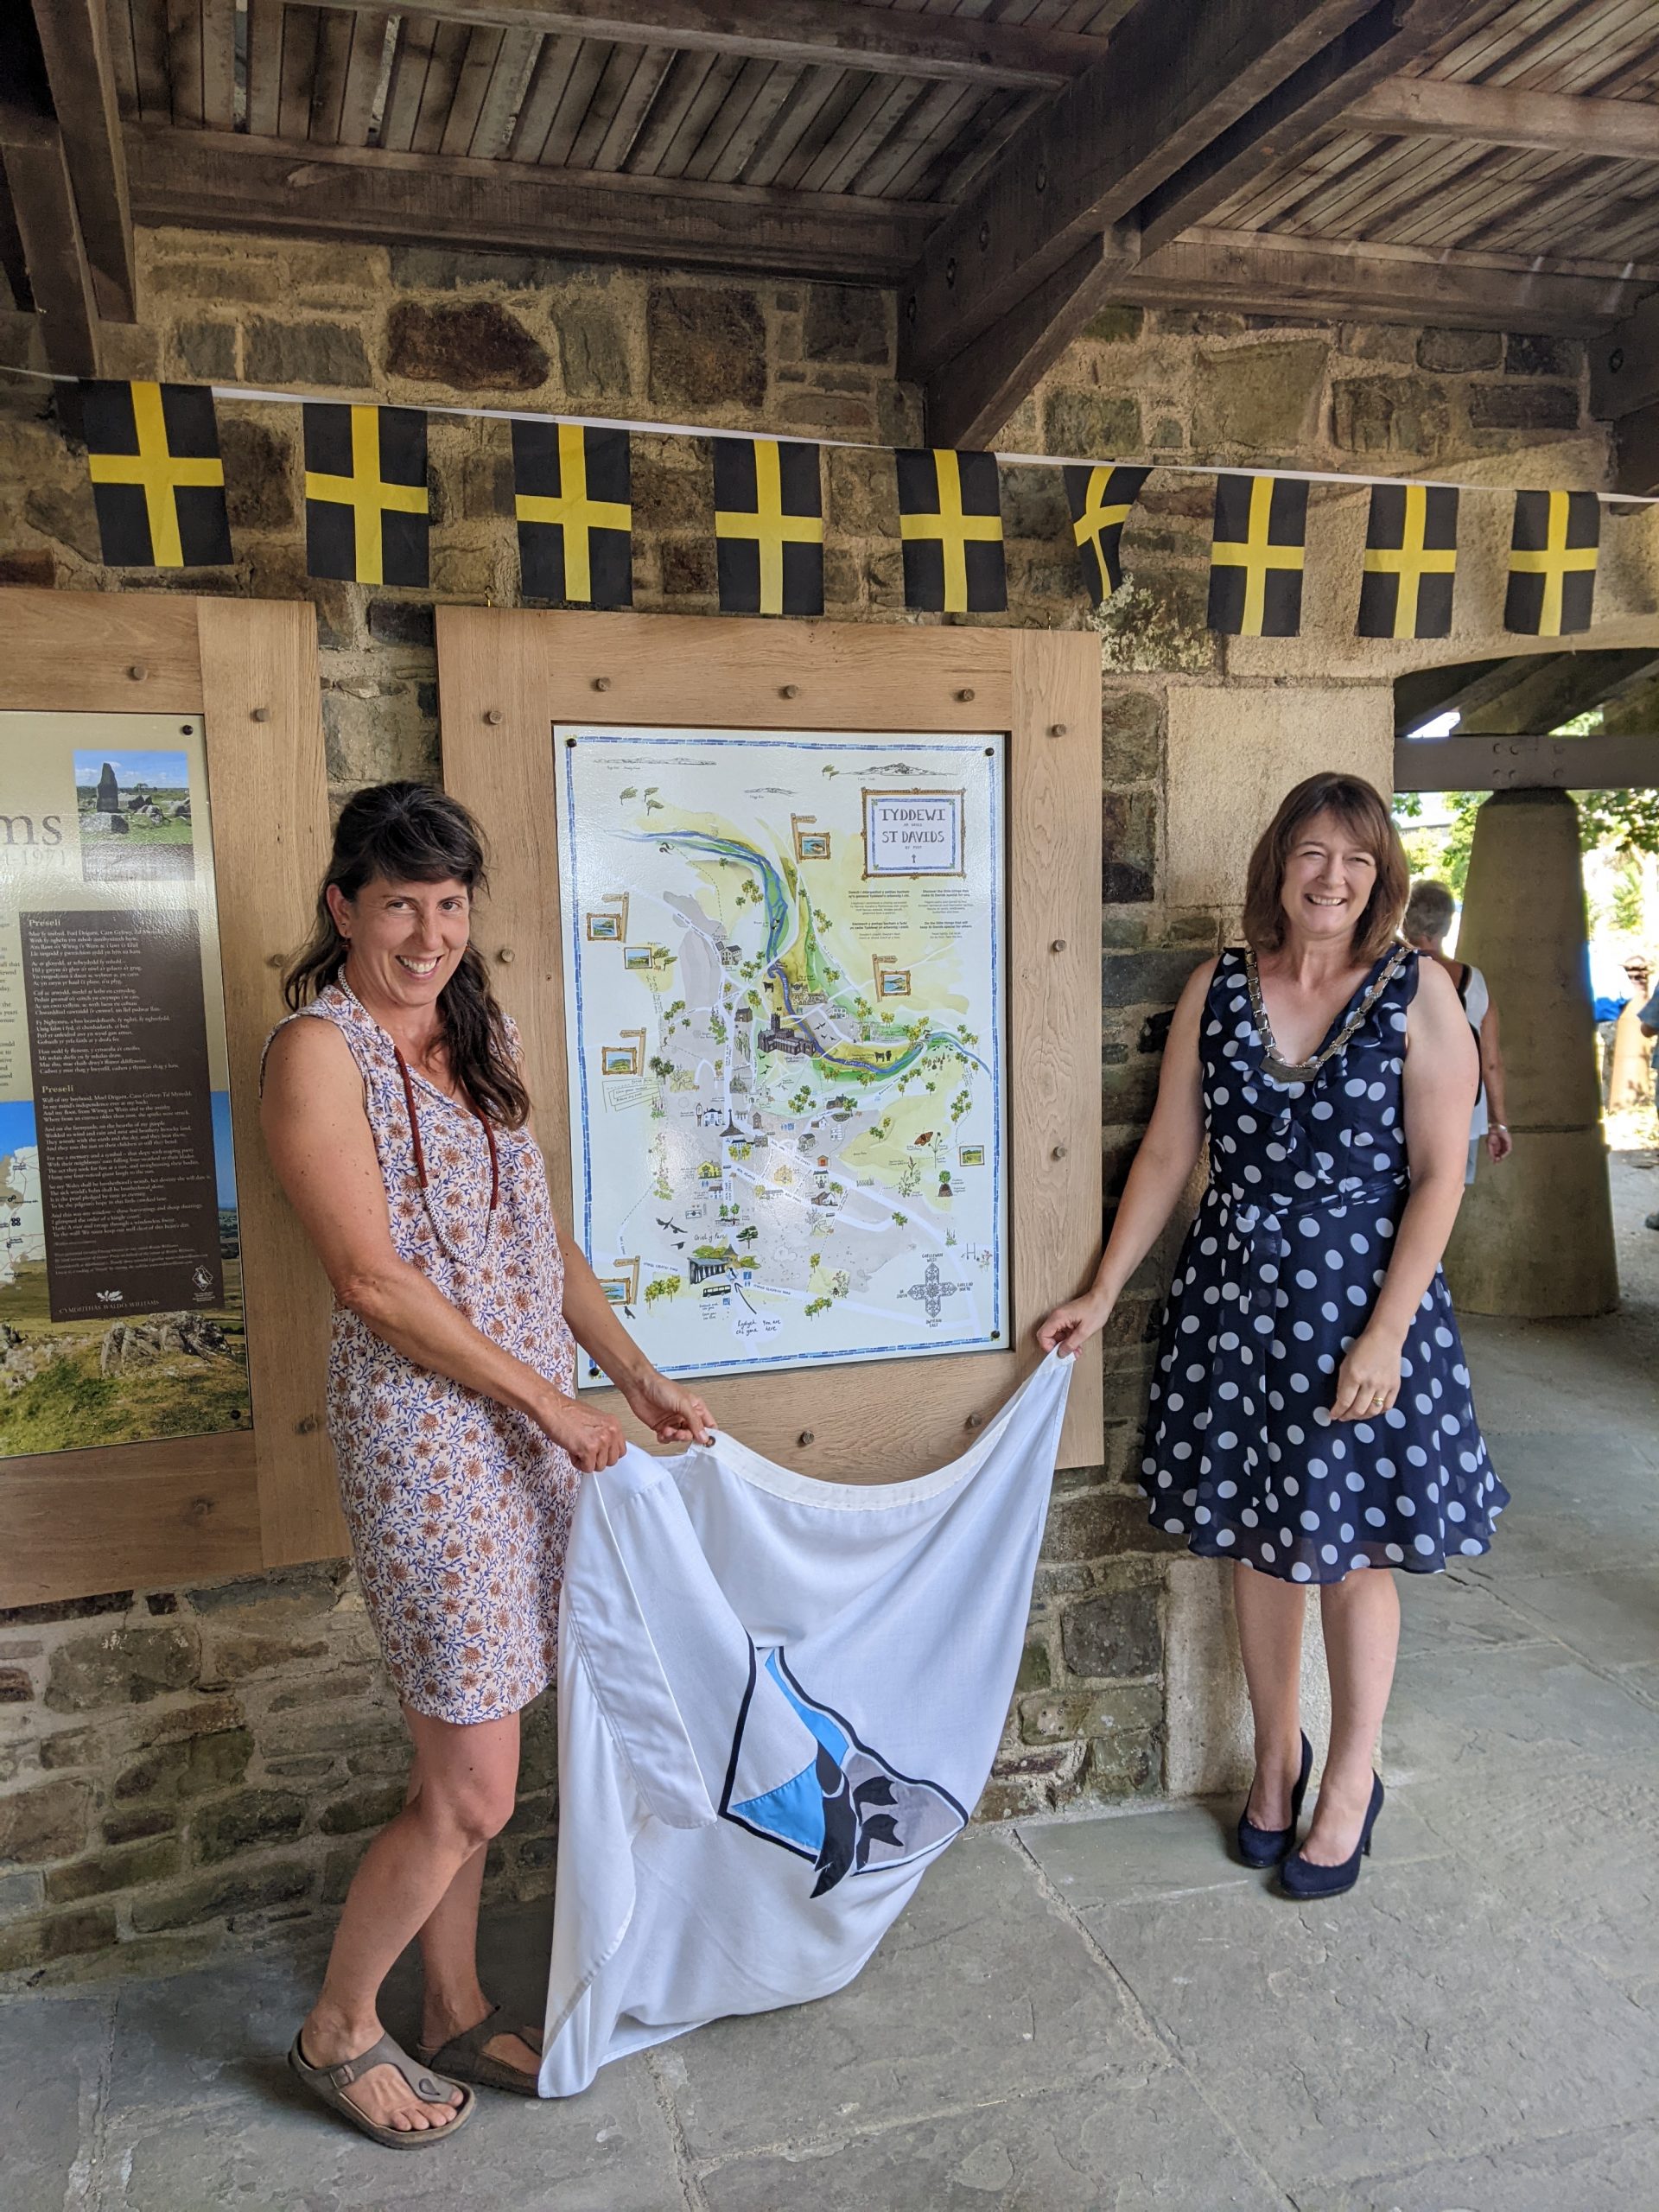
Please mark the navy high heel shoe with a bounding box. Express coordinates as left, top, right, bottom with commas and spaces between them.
1281, 1771, 1385, 1898
1235, 1730, 1312, 1867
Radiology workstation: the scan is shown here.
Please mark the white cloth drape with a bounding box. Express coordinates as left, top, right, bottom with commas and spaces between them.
537, 1351, 1073, 2097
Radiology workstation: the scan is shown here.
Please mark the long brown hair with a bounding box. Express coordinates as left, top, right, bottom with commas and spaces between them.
283, 781, 530, 1128
1242, 772, 1408, 963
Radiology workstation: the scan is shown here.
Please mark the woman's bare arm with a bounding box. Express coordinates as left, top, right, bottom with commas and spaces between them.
1038, 958, 1212, 1353
1478, 996, 1511, 1155
1330, 957, 1478, 1419
261, 1018, 624, 1467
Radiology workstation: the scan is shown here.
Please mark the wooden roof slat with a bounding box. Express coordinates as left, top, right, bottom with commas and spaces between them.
130, 0, 173, 122
1489, 0, 1656, 93
740, 63, 849, 188
535, 36, 610, 168
162, 0, 203, 126
811, 75, 931, 197
588, 43, 676, 169
679, 55, 775, 182
379, 14, 441, 151
462, 22, 539, 156
855, 76, 976, 199
567, 40, 651, 167
408, 21, 472, 155
277, 4, 321, 143
509, 33, 582, 162
620, 48, 719, 175
439, 25, 506, 156
105, 0, 140, 119
701, 59, 804, 184
649, 51, 747, 181
199, 0, 236, 129
770, 71, 874, 192
311, 7, 394, 145
243, 0, 282, 137
924, 86, 1043, 205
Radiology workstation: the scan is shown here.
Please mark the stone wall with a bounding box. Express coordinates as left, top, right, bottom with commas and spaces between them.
0, 224, 1611, 1982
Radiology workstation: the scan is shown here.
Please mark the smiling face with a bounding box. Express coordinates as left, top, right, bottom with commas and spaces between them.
328, 874, 472, 1016
1278, 810, 1379, 951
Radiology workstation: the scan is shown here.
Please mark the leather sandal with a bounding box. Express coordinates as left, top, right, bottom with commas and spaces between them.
287, 2028, 474, 2147
415, 2002, 543, 2096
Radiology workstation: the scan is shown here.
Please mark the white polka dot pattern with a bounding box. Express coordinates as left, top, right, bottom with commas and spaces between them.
1138, 948, 1508, 1583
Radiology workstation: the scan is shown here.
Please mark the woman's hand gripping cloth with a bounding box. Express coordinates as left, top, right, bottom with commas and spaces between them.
538, 1350, 1073, 2096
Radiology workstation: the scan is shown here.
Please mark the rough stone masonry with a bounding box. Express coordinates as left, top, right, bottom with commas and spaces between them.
0, 225, 1606, 1981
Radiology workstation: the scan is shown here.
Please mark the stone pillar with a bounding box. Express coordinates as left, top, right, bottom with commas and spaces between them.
1445, 788, 1618, 1318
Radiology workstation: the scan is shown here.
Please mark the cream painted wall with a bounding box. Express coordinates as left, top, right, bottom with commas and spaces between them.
1164, 681, 1397, 914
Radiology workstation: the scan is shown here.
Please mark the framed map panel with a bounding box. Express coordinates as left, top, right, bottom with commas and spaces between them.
554, 726, 1008, 1385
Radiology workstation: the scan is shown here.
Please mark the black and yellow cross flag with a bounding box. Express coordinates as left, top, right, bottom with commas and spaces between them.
1208, 473, 1308, 637
1063, 463, 1151, 605
512, 422, 632, 607
714, 437, 823, 616
303, 404, 429, 588
1504, 489, 1599, 637
1357, 484, 1459, 640
79, 381, 231, 569
895, 448, 1006, 614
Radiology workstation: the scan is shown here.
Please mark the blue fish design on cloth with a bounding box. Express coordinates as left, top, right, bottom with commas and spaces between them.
721, 1647, 966, 1894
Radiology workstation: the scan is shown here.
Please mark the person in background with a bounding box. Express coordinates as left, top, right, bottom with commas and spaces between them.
1402, 880, 1511, 1183
1637, 968, 1659, 1232
1606, 954, 1656, 1118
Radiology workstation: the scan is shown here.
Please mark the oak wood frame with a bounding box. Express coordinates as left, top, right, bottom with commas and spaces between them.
0, 589, 340, 1605
438, 607, 1104, 1478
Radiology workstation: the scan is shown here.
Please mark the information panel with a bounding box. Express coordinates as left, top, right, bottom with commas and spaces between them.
556, 727, 1008, 1385
0, 713, 250, 1456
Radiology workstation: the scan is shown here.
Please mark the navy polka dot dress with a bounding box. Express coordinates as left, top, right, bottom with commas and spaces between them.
1139, 945, 1508, 1584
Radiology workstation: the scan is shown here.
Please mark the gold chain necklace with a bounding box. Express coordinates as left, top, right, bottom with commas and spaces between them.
1243, 945, 1407, 1086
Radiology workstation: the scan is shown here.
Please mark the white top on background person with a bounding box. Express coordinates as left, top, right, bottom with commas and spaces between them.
1402, 878, 1510, 1182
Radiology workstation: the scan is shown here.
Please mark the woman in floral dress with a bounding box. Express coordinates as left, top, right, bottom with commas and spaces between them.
1041, 774, 1502, 1899
263, 782, 712, 2147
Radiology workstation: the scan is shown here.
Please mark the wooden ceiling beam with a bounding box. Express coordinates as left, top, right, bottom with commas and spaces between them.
1117, 230, 1653, 336
919, 0, 1471, 446
900, 0, 1381, 391
0, 110, 100, 374
282, 0, 1107, 92
1342, 76, 1659, 163
29, 0, 134, 321
125, 124, 935, 283
1395, 732, 1659, 792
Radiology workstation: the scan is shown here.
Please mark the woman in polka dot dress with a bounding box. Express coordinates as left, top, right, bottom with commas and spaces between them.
1041, 772, 1505, 1898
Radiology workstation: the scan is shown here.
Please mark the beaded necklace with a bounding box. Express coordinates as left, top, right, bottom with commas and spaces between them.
1243, 944, 1407, 1086
391, 1042, 500, 1267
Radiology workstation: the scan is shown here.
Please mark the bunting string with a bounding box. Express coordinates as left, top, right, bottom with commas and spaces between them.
1, 363, 1651, 646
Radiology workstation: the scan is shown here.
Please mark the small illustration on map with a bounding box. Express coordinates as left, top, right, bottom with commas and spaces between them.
556, 728, 1007, 1384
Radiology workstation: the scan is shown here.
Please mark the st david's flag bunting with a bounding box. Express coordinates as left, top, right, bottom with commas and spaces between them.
1063, 464, 1151, 605
303, 404, 429, 588
894, 448, 1007, 614
1357, 484, 1459, 640
79, 380, 231, 569
512, 422, 632, 607
713, 437, 823, 617
1208, 473, 1309, 638
1504, 489, 1599, 638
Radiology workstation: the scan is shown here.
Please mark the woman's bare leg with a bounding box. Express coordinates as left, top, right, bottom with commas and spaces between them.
410, 1757, 539, 2079
1303, 1567, 1400, 1864
1233, 1560, 1308, 1828
297, 1708, 519, 2133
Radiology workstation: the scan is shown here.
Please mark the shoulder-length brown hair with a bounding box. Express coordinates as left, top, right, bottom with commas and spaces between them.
283, 781, 530, 1128
1242, 772, 1408, 963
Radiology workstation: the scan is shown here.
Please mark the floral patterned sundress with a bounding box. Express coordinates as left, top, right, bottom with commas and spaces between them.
273, 981, 579, 1722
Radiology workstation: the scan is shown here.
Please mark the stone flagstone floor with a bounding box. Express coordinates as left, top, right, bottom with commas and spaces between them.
7, 1157, 1659, 2211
